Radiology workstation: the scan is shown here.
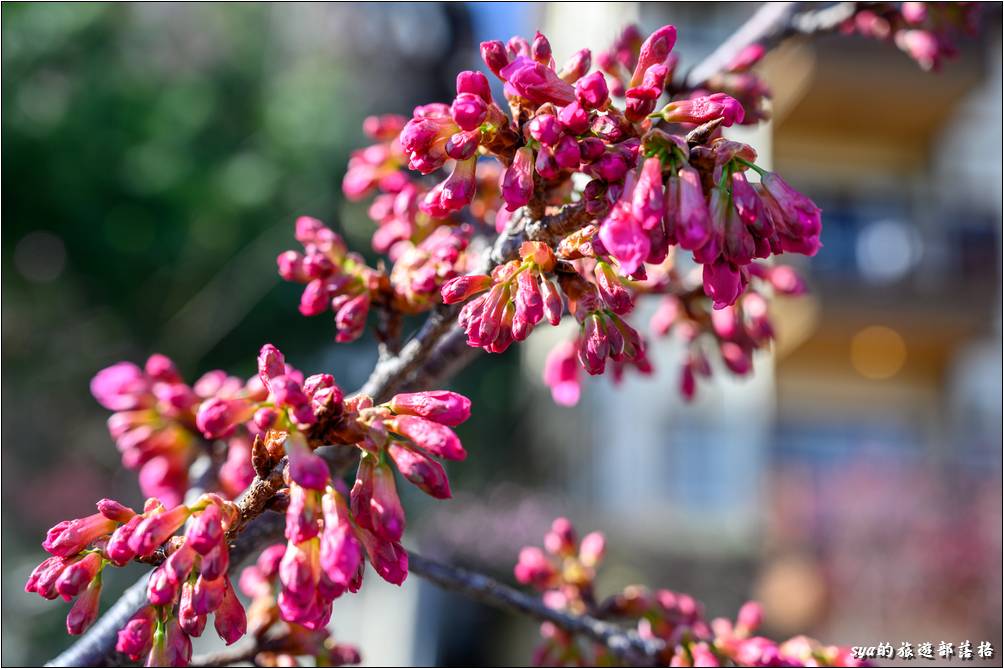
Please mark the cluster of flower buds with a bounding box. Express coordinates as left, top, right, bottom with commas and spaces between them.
388, 224, 473, 313
26, 494, 246, 665
441, 241, 562, 352
90, 354, 257, 506
342, 114, 409, 202
239, 544, 361, 666
277, 216, 386, 343
515, 518, 865, 667
648, 261, 806, 402
840, 1, 981, 71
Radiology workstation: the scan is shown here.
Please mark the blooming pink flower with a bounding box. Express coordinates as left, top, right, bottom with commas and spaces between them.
499, 56, 576, 106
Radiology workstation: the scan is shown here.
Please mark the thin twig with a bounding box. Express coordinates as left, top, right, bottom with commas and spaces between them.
408, 553, 665, 667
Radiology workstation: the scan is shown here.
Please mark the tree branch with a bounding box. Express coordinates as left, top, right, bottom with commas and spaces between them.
408, 553, 665, 666
685, 1, 860, 87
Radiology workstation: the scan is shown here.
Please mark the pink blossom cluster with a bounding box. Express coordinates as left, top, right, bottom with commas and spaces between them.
277, 216, 385, 343
26, 494, 246, 665
240, 544, 361, 666
90, 354, 257, 506
840, 1, 981, 71
515, 518, 867, 667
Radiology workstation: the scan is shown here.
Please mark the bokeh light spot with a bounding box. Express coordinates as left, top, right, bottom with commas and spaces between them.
850, 325, 907, 380
14, 231, 66, 283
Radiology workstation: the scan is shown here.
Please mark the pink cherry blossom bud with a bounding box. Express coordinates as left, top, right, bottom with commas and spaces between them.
676, 165, 713, 251
116, 606, 156, 660
501, 147, 534, 212
736, 601, 763, 634
760, 172, 822, 255
284, 540, 325, 607
631, 25, 677, 87
298, 278, 330, 317
253, 407, 278, 432
369, 462, 405, 542
528, 114, 561, 146
285, 432, 330, 490
542, 279, 563, 325
766, 265, 806, 295
390, 415, 466, 461
579, 137, 606, 162
147, 564, 179, 606
162, 542, 197, 586
895, 29, 942, 70
456, 70, 492, 102
388, 443, 451, 499
595, 262, 633, 314
591, 152, 629, 182
186, 504, 223, 555
531, 31, 552, 64
362, 113, 406, 140
728, 43, 766, 72
213, 578, 247, 645
357, 529, 409, 586
286, 484, 321, 544
691, 641, 720, 667
56, 552, 102, 600
657, 93, 745, 127
144, 354, 181, 383
544, 517, 577, 556
276, 250, 305, 281
105, 516, 141, 565
514, 547, 557, 588
579, 531, 606, 567
148, 617, 192, 668
195, 397, 250, 440
389, 391, 471, 426
500, 56, 576, 106
480, 40, 510, 77
703, 259, 743, 310
543, 341, 581, 406
680, 361, 697, 401
445, 129, 480, 160
720, 342, 752, 375
193, 574, 226, 615
43, 513, 117, 558
731, 171, 763, 227
178, 581, 206, 637
575, 71, 609, 110
257, 343, 285, 389
441, 274, 493, 304
451, 92, 488, 131
25, 556, 67, 599
552, 134, 580, 170
201, 543, 230, 581
558, 48, 592, 82
320, 491, 363, 589
91, 362, 149, 411
129, 505, 190, 558
632, 157, 665, 231
97, 499, 135, 523
599, 208, 650, 276
557, 101, 589, 134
